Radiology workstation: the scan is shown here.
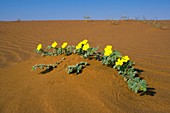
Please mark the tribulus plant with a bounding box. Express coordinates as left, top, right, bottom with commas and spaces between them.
75, 39, 99, 59
36, 44, 43, 52
32, 57, 65, 71
66, 62, 88, 75
32, 64, 57, 70
100, 45, 147, 93
128, 77, 147, 93
33, 39, 148, 94
61, 42, 75, 56
37, 41, 75, 56
35, 44, 52, 56
46, 41, 63, 56
101, 45, 122, 66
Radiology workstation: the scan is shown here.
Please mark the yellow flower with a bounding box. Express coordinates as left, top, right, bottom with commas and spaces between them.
115, 58, 124, 66
122, 55, 130, 62
51, 41, 57, 48
82, 39, 88, 44
104, 50, 112, 56
76, 45, 81, 50
78, 42, 83, 47
106, 45, 112, 49
37, 44, 42, 51
76, 41, 83, 50
61, 42, 68, 48
104, 45, 112, 51
104, 45, 113, 56
83, 43, 90, 51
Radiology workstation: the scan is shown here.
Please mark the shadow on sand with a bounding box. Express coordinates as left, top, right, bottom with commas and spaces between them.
140, 87, 156, 96
39, 66, 55, 74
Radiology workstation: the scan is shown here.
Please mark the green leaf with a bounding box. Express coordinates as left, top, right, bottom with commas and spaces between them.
83, 54, 88, 58
68, 69, 72, 74
117, 66, 120, 70
92, 46, 99, 51
78, 65, 83, 70
132, 83, 137, 91
46, 66, 50, 70
76, 69, 80, 74
142, 87, 147, 92
84, 62, 88, 65
134, 86, 139, 93
135, 77, 141, 82
40, 65, 43, 70
118, 71, 122, 75
132, 73, 136, 77
32, 66, 36, 71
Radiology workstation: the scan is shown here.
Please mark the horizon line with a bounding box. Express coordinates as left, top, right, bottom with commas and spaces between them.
1, 19, 170, 22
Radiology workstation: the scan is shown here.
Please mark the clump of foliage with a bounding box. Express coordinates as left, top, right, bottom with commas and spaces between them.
128, 77, 147, 93
101, 45, 122, 66
101, 45, 147, 93
32, 57, 65, 71
151, 20, 168, 30
66, 62, 88, 75
35, 42, 75, 56
140, 17, 168, 30
33, 39, 148, 94
111, 20, 120, 25
84, 16, 91, 22
121, 15, 129, 20
108, 19, 120, 25
74, 39, 99, 59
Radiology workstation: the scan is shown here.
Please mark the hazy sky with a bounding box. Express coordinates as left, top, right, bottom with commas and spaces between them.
0, 0, 170, 20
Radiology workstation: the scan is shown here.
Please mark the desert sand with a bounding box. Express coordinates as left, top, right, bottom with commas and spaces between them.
0, 20, 170, 113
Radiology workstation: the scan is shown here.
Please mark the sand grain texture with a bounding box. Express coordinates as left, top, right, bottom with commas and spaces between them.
0, 20, 170, 113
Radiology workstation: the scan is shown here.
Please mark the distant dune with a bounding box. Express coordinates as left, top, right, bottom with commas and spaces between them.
0, 20, 170, 113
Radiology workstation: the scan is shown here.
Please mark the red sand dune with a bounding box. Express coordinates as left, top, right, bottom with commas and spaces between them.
0, 20, 170, 113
